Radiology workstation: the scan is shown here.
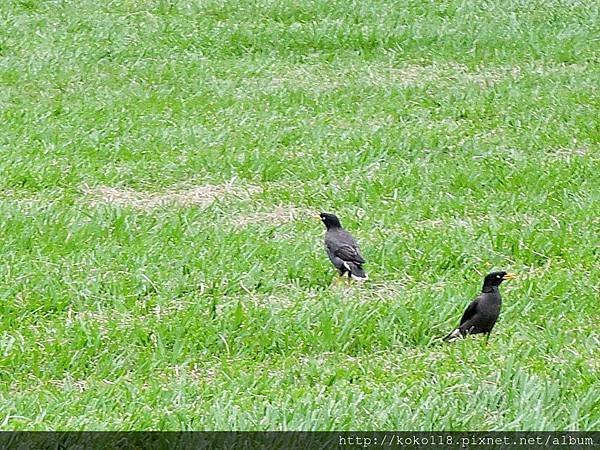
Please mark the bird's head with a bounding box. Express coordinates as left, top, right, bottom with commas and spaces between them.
318, 212, 342, 229
483, 271, 517, 287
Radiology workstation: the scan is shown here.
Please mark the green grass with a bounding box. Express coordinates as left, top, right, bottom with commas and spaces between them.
1, 0, 599, 430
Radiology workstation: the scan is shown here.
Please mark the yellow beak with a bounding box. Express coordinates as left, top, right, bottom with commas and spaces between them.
502, 273, 517, 280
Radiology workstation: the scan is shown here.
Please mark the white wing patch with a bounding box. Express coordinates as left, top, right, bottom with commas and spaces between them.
343, 261, 367, 281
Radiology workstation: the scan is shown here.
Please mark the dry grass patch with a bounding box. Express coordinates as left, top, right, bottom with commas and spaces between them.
233, 205, 314, 227
233, 61, 593, 99
82, 183, 262, 209
49, 378, 88, 393
547, 146, 594, 161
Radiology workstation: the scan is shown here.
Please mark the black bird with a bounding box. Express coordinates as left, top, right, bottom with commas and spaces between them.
443, 271, 516, 342
319, 213, 367, 282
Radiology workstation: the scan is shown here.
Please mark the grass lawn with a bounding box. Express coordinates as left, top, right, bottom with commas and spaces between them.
0, 0, 599, 430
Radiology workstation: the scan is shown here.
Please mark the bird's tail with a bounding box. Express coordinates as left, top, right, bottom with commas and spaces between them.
348, 263, 368, 281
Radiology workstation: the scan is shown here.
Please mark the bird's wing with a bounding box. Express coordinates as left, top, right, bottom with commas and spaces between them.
326, 231, 366, 264
333, 243, 365, 264
459, 298, 480, 326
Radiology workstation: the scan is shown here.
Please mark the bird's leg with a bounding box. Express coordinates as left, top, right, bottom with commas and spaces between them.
484, 332, 491, 346
344, 272, 352, 285
332, 274, 344, 286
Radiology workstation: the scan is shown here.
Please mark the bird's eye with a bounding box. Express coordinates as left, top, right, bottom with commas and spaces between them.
497, 275, 501, 278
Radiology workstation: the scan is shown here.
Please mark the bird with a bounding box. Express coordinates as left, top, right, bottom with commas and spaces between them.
443, 271, 516, 342
318, 212, 368, 283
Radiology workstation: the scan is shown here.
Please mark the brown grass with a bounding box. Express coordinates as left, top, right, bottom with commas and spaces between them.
82, 183, 262, 209
233, 205, 314, 227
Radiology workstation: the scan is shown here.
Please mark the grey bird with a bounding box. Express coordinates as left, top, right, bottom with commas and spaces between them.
318, 212, 368, 282
443, 271, 516, 342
